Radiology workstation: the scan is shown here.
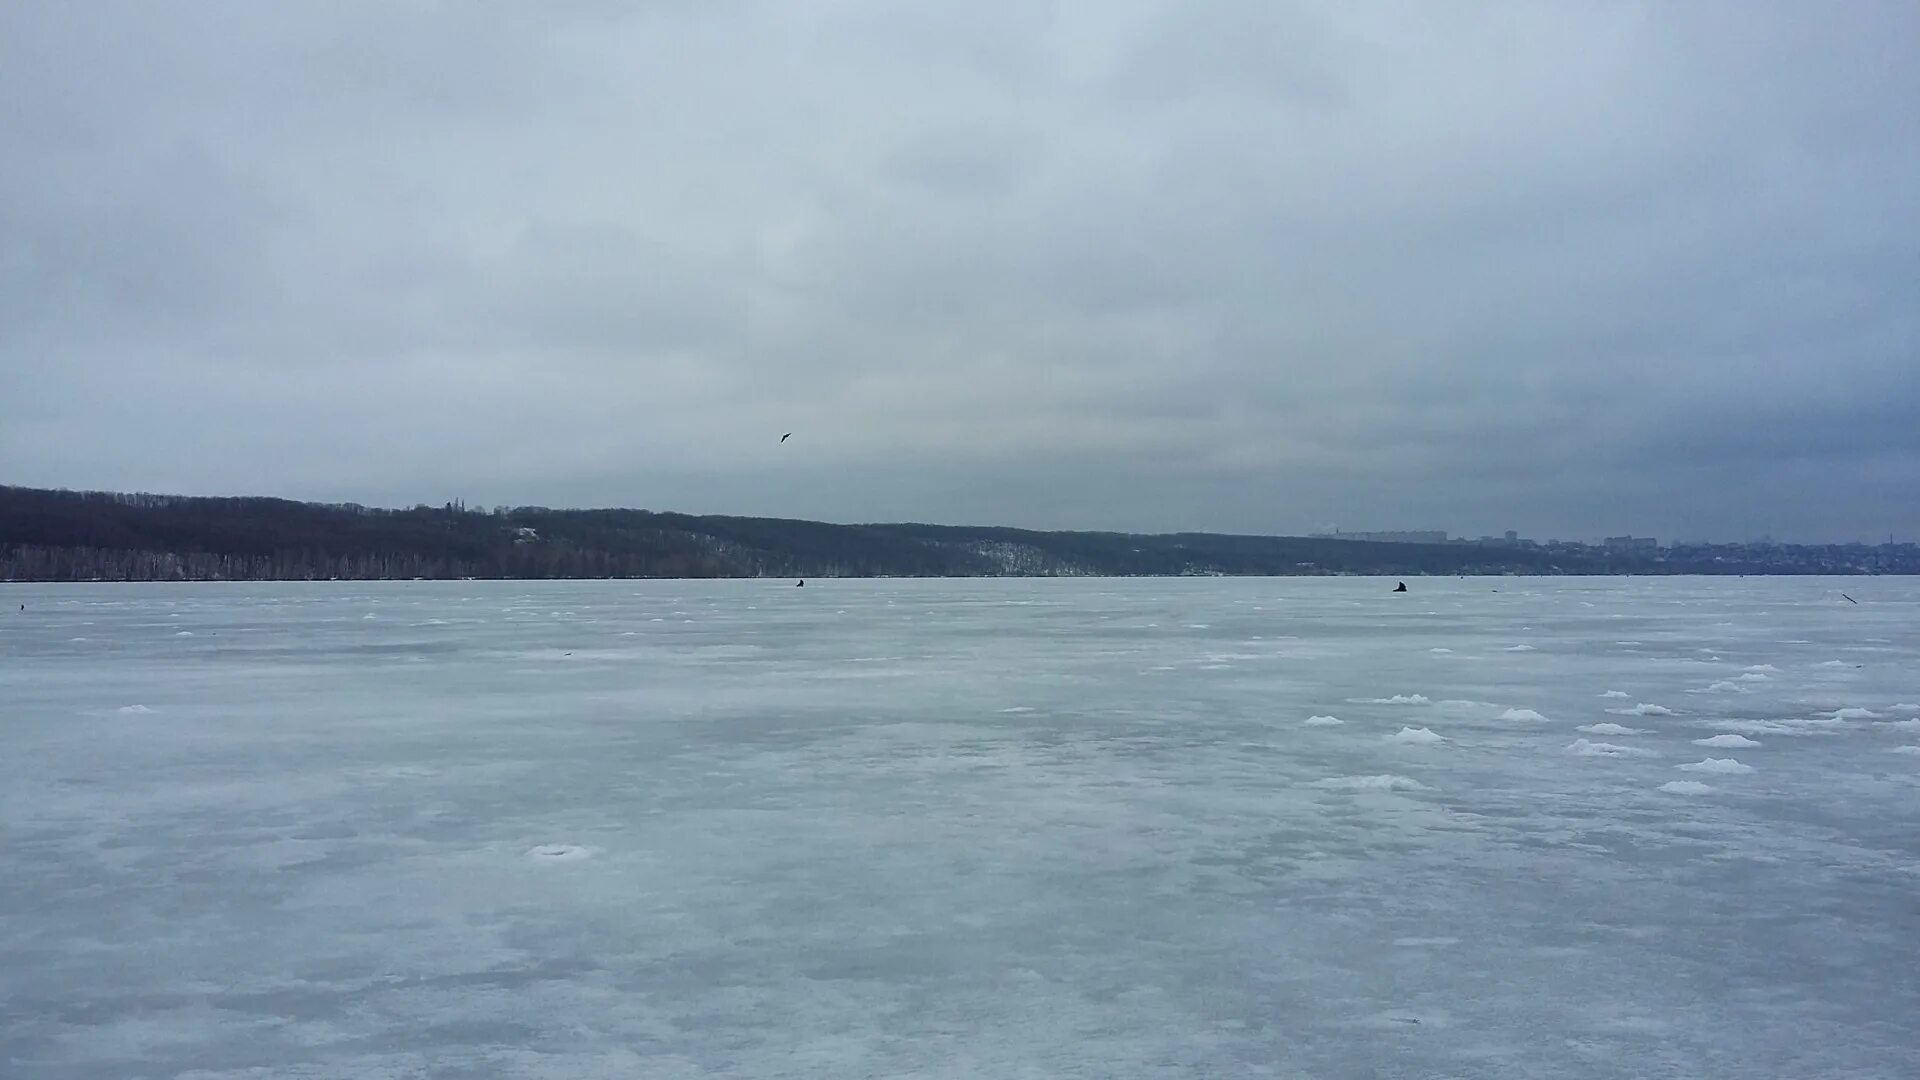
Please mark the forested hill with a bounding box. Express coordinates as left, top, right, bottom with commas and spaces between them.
1, 485, 1908, 581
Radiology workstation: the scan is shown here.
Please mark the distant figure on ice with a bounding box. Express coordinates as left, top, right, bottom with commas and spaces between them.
1393, 582, 1407, 592
797, 579, 805, 587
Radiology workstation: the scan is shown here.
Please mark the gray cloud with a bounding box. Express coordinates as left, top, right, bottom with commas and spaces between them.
2, 1, 1915, 542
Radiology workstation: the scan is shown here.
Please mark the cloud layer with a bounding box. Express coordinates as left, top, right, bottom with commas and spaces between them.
4, 2, 1915, 540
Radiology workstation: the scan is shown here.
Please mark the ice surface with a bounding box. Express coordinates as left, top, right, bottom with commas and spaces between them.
4, 576, 1919, 1079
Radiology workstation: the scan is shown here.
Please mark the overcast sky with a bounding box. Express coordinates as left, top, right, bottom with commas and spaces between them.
2, 2, 1914, 542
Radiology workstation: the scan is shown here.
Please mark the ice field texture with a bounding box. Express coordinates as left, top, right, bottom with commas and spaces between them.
3, 577, 1919, 1078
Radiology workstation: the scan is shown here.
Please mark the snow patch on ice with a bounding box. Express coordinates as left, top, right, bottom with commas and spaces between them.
1600, 690, 1630, 699
1504, 644, 1537, 652
1312, 774, 1427, 792
173, 631, 194, 637
1498, 708, 1548, 722
1818, 660, 1853, 668
1428, 647, 1454, 654
1745, 664, 1779, 673
1828, 708, 1881, 720
1608, 703, 1674, 716
1708, 719, 1840, 737
1302, 715, 1344, 727
1359, 694, 1432, 705
1677, 758, 1753, 774
1891, 703, 1920, 713
1695, 733, 1760, 748
117, 704, 152, 714
1579, 723, 1644, 736
1881, 719, 1920, 732
1565, 739, 1647, 757
1887, 745, 1920, 756
1707, 681, 1747, 693
1660, 781, 1714, 795
1736, 672, 1770, 682
1385, 726, 1445, 745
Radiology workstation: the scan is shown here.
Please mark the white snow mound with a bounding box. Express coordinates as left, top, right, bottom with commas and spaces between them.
1302, 715, 1344, 727
1499, 708, 1548, 722
1363, 694, 1432, 705
1660, 781, 1714, 795
1828, 708, 1880, 720
1566, 739, 1646, 757
117, 704, 153, 714
1385, 726, 1445, 745
1888, 746, 1920, 756
1579, 723, 1644, 735
1504, 645, 1537, 652
1677, 758, 1754, 774
1609, 703, 1675, 717
1695, 734, 1760, 748
1312, 774, 1427, 792
1600, 690, 1630, 699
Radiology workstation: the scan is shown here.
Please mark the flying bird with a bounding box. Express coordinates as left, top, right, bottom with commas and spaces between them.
780, 433, 791, 443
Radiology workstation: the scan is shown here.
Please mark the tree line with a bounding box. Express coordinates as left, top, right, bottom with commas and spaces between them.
3, 484, 1910, 581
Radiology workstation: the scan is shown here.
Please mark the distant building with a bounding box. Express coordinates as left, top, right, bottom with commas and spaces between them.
1312, 529, 1449, 544
1603, 535, 1658, 551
